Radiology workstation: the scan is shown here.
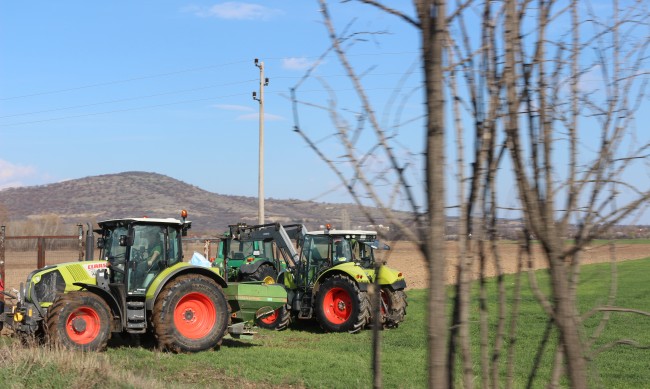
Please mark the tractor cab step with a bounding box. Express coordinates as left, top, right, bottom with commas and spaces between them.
125, 299, 147, 333
298, 294, 313, 319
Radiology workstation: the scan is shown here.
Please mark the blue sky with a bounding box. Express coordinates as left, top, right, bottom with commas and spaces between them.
0, 1, 423, 202
0, 1, 648, 224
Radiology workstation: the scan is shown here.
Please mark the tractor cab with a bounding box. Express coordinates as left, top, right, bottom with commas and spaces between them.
97, 216, 190, 296
217, 235, 278, 281
297, 229, 383, 287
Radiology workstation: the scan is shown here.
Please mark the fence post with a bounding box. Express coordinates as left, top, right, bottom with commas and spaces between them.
37, 237, 45, 269
77, 224, 84, 261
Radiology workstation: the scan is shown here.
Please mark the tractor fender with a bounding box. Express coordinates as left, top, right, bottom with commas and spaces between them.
239, 259, 275, 276
384, 279, 407, 291
375, 265, 406, 288
73, 283, 124, 332
314, 265, 370, 294
145, 264, 228, 311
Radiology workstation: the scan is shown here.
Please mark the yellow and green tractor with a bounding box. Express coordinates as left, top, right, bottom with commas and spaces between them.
4, 211, 286, 352
224, 223, 407, 333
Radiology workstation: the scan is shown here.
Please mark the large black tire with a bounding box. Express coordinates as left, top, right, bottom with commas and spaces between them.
151, 275, 229, 353
315, 274, 370, 333
46, 292, 112, 351
243, 264, 277, 283
255, 305, 291, 330
380, 288, 407, 328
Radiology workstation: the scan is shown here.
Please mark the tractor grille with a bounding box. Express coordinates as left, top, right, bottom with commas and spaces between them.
67, 264, 89, 281
33, 270, 65, 304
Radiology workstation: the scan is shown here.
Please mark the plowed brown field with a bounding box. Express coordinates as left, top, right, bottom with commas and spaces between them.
383, 241, 650, 290
2, 242, 648, 292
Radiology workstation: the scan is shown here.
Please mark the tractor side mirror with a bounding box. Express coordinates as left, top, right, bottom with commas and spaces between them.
96, 237, 105, 249
119, 232, 134, 247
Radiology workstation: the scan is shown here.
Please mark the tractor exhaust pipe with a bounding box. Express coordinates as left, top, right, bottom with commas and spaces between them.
85, 223, 94, 261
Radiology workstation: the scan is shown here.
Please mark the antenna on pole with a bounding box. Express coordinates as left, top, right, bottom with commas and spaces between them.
253, 58, 268, 224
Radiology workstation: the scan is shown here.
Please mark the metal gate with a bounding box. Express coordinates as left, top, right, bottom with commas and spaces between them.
0, 225, 85, 293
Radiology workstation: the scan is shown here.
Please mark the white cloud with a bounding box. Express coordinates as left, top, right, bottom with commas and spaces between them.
213, 104, 254, 112
237, 113, 284, 121
282, 57, 315, 71
0, 159, 35, 182
187, 2, 284, 21
0, 160, 36, 190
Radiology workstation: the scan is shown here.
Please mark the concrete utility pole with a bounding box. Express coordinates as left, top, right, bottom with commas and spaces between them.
253, 58, 269, 224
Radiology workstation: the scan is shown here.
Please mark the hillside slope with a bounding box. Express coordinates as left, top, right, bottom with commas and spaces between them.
0, 171, 401, 233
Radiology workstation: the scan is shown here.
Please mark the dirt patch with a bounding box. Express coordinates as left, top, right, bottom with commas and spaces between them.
381, 241, 650, 290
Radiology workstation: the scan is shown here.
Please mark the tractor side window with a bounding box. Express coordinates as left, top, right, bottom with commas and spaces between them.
261, 240, 274, 259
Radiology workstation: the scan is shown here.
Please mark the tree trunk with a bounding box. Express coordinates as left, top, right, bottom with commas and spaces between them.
418, 0, 448, 387
548, 253, 587, 388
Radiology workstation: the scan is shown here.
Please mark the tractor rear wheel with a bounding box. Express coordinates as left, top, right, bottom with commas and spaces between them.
46, 292, 111, 351
244, 264, 277, 283
152, 275, 229, 353
256, 305, 291, 330
315, 274, 370, 333
379, 288, 407, 328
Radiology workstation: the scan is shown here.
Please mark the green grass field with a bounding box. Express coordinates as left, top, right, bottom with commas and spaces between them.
1, 258, 650, 388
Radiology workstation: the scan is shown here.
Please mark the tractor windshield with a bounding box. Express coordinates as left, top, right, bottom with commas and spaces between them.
332, 237, 353, 264
226, 239, 274, 259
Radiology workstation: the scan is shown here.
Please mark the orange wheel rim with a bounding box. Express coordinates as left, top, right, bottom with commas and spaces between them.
174, 292, 216, 339
65, 307, 101, 345
260, 308, 279, 324
323, 287, 352, 324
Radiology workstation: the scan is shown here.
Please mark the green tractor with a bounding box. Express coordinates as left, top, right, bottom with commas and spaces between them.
216, 223, 304, 283
224, 223, 407, 333
4, 212, 286, 352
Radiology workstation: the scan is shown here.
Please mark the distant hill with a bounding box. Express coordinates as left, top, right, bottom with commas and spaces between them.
0, 171, 406, 234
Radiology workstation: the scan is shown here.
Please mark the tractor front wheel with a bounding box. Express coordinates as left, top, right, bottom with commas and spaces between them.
315, 274, 370, 333
256, 305, 291, 330
46, 292, 111, 351
152, 275, 229, 353
244, 264, 277, 283
379, 288, 407, 328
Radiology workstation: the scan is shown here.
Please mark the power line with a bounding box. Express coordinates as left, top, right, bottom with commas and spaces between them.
0, 72, 419, 120
0, 79, 257, 119
0, 60, 250, 101
0, 92, 249, 127
0, 52, 419, 101
0, 85, 422, 127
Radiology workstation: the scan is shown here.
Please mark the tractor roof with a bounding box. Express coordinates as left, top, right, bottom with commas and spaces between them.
307, 230, 377, 237
98, 217, 189, 227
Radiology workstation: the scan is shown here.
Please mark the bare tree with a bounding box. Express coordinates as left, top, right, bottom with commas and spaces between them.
292, 0, 650, 388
